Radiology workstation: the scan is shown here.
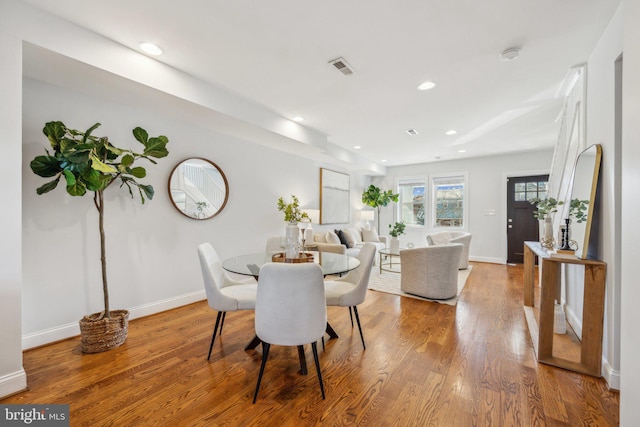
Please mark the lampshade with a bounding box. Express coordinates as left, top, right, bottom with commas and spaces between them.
360, 211, 375, 221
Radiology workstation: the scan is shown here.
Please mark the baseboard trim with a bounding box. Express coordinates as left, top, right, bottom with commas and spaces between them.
22, 290, 206, 350
0, 369, 27, 398
470, 256, 503, 264
602, 360, 620, 390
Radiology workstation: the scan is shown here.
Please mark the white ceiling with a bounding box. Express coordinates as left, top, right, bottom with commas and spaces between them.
21, 0, 620, 168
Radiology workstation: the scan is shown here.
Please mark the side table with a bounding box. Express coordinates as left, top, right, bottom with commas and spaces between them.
523, 241, 606, 377
379, 248, 402, 274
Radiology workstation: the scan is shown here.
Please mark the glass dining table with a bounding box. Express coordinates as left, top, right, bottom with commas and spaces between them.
222, 250, 360, 279
222, 251, 361, 357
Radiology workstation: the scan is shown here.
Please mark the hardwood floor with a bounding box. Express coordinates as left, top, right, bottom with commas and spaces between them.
2, 263, 619, 426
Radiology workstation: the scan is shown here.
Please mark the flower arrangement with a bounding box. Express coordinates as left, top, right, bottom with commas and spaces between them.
277, 195, 310, 223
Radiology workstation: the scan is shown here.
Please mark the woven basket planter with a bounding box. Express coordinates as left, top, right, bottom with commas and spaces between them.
79, 310, 129, 353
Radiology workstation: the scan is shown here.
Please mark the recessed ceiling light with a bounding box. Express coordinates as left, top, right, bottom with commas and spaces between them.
458, 149, 467, 153
445, 130, 457, 135
417, 81, 436, 91
353, 145, 361, 149
292, 116, 304, 122
406, 129, 419, 136
499, 47, 520, 62
139, 42, 163, 56
381, 159, 387, 163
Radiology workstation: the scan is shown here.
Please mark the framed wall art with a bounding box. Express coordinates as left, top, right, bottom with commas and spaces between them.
320, 168, 350, 224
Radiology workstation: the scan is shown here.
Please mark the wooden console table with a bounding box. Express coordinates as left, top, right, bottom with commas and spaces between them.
523, 241, 606, 377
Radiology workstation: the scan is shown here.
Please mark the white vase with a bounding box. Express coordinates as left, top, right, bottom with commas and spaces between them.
540, 217, 554, 248
285, 222, 300, 258
390, 237, 400, 254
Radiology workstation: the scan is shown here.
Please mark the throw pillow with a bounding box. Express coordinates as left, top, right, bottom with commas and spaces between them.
428, 231, 452, 245
326, 230, 341, 244
347, 227, 363, 243
335, 229, 352, 248
342, 229, 357, 248
314, 232, 327, 243
362, 228, 380, 243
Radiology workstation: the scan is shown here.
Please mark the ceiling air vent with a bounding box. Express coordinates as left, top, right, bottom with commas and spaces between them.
329, 57, 354, 75
406, 129, 419, 136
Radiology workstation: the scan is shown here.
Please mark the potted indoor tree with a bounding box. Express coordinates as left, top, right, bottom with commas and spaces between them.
361, 184, 399, 235
388, 221, 406, 253
29, 121, 169, 353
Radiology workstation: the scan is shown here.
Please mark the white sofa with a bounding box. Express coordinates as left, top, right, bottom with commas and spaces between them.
313, 227, 387, 262
426, 231, 472, 270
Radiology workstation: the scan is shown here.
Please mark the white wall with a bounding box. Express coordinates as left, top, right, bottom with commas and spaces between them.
374, 150, 554, 264
0, 17, 27, 397
579, 5, 623, 390
620, 0, 640, 424
21, 76, 370, 346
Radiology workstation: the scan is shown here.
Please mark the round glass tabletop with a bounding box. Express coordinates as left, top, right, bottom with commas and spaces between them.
222, 251, 360, 277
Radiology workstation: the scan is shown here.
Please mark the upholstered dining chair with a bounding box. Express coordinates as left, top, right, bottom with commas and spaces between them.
198, 242, 257, 360
253, 262, 327, 403
399, 243, 463, 300
323, 242, 376, 350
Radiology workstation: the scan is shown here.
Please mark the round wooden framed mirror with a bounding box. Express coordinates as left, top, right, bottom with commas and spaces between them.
168, 158, 229, 220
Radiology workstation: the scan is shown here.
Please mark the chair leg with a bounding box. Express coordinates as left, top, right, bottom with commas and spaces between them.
311, 341, 325, 400
219, 312, 227, 335
297, 345, 308, 375
207, 311, 224, 360
352, 306, 366, 350
253, 342, 271, 404
348, 306, 354, 327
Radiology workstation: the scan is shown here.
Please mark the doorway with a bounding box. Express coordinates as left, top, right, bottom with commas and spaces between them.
506, 174, 549, 263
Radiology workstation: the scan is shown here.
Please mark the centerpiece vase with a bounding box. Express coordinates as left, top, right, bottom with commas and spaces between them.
285, 222, 300, 258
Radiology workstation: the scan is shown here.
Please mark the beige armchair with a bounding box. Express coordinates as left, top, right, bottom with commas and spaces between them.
399, 244, 463, 300
426, 231, 472, 269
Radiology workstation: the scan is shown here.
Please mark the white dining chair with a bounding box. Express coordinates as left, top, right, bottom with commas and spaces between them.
198, 242, 257, 360
323, 242, 376, 350
253, 262, 327, 403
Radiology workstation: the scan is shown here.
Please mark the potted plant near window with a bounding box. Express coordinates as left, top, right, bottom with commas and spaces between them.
29, 121, 169, 353
362, 184, 399, 235
530, 197, 563, 248
388, 222, 406, 254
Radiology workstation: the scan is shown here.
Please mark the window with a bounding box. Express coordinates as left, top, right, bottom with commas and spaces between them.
432, 174, 467, 228
513, 180, 547, 201
397, 179, 425, 226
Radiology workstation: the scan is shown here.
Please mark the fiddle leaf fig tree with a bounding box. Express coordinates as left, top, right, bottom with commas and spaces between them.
361, 184, 399, 234
30, 121, 169, 318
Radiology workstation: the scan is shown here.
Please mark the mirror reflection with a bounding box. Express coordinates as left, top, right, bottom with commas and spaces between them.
569, 144, 601, 258
168, 158, 229, 220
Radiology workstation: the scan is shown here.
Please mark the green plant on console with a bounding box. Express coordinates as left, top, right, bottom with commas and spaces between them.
569, 198, 589, 223
29, 121, 169, 319
277, 195, 310, 223
529, 197, 563, 220
361, 184, 399, 234
389, 222, 406, 238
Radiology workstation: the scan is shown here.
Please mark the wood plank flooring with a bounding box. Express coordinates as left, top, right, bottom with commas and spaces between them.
2, 263, 619, 426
